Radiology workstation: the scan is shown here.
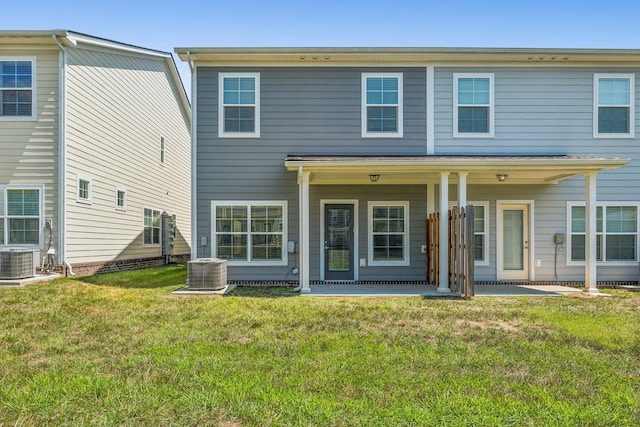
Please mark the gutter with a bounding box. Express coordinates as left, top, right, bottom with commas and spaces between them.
52, 34, 75, 276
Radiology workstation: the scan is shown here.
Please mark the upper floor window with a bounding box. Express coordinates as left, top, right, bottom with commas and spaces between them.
594, 73, 635, 138
362, 73, 403, 138
454, 73, 494, 137
0, 187, 42, 246
160, 136, 165, 164
568, 202, 639, 264
218, 72, 260, 138
0, 58, 35, 120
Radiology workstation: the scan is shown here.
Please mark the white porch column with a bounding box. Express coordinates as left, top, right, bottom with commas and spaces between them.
457, 172, 468, 208
427, 183, 435, 215
438, 172, 450, 292
584, 172, 598, 294
298, 169, 311, 293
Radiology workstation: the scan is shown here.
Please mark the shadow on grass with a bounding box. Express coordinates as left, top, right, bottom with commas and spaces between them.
77, 265, 188, 290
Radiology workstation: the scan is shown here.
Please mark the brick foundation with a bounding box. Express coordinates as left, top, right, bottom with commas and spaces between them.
58, 254, 191, 277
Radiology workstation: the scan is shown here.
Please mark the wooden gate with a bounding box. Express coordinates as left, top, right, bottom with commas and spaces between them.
426, 206, 475, 298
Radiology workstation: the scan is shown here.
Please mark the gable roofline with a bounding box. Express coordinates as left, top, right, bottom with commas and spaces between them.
0, 30, 190, 116
175, 46, 640, 66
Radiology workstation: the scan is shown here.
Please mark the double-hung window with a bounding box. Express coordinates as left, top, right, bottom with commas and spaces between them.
116, 188, 126, 211
450, 201, 489, 266
454, 73, 494, 137
213, 201, 287, 265
0, 58, 35, 119
368, 202, 409, 266
568, 202, 639, 264
594, 73, 635, 138
0, 187, 42, 246
362, 73, 403, 137
143, 207, 161, 246
219, 73, 260, 137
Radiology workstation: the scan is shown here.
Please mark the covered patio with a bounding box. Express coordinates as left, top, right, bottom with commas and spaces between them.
286, 154, 629, 295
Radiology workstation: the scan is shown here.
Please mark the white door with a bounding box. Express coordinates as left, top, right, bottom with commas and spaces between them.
499, 203, 530, 280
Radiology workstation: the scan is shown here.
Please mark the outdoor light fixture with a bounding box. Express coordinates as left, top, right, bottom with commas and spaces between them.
496, 174, 508, 182
369, 174, 380, 182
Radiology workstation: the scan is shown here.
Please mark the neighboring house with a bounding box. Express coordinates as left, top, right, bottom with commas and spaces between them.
0, 30, 191, 276
175, 47, 638, 293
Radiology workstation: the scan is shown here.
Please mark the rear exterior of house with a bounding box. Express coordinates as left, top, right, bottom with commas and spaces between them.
176, 47, 638, 292
1, 31, 191, 277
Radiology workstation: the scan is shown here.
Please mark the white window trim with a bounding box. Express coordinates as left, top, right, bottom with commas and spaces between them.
450, 201, 490, 266
367, 201, 410, 266
593, 73, 635, 139
0, 56, 37, 121
566, 201, 640, 266
0, 184, 44, 248
361, 72, 404, 138
453, 73, 495, 138
76, 175, 92, 205
115, 188, 127, 211
143, 207, 161, 247
211, 200, 288, 266
218, 72, 260, 138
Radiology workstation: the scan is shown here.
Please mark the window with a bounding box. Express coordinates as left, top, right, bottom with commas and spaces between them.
0, 58, 35, 119
212, 201, 287, 265
143, 208, 161, 245
362, 73, 403, 137
568, 202, 639, 264
116, 188, 126, 211
454, 73, 494, 137
594, 74, 635, 138
368, 202, 410, 266
160, 137, 165, 164
77, 175, 91, 204
451, 201, 489, 266
0, 187, 41, 246
218, 73, 260, 137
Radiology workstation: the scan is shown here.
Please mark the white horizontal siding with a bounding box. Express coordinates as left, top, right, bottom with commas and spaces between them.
64, 45, 191, 264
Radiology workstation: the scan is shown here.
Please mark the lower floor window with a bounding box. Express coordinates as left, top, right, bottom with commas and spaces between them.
368, 202, 409, 266
143, 207, 161, 245
0, 187, 41, 245
569, 202, 639, 262
213, 201, 286, 264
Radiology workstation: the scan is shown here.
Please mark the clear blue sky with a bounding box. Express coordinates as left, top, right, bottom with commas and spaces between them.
4, 0, 640, 93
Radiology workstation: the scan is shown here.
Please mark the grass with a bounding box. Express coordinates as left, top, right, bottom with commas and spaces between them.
1, 265, 639, 426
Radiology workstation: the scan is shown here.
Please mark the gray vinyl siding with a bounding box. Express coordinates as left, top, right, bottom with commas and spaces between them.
64, 45, 191, 264
196, 64, 640, 282
0, 48, 59, 260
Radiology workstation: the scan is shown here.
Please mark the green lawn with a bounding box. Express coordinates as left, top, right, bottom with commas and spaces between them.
1, 265, 639, 426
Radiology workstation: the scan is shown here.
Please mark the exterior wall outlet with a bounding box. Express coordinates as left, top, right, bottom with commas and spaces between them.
292, 267, 299, 275
421, 244, 427, 253
534, 258, 542, 267
359, 258, 366, 267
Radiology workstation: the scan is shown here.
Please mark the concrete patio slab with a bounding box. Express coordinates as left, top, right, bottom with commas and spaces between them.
0, 273, 62, 287
305, 283, 583, 297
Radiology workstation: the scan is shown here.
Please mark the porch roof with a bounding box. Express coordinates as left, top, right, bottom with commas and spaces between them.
285, 154, 629, 185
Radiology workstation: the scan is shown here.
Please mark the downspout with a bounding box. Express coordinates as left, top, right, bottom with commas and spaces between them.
53, 35, 75, 276
187, 52, 198, 261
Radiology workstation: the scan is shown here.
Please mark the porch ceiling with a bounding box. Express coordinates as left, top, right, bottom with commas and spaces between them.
285, 155, 630, 185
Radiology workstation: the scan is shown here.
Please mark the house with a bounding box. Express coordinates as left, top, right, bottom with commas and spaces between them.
175, 46, 639, 294
0, 30, 191, 277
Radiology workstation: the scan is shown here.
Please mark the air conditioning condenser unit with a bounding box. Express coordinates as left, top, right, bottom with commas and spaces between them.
187, 258, 227, 290
0, 249, 36, 280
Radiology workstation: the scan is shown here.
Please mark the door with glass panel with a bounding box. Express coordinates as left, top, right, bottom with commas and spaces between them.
324, 204, 354, 280
499, 204, 530, 280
